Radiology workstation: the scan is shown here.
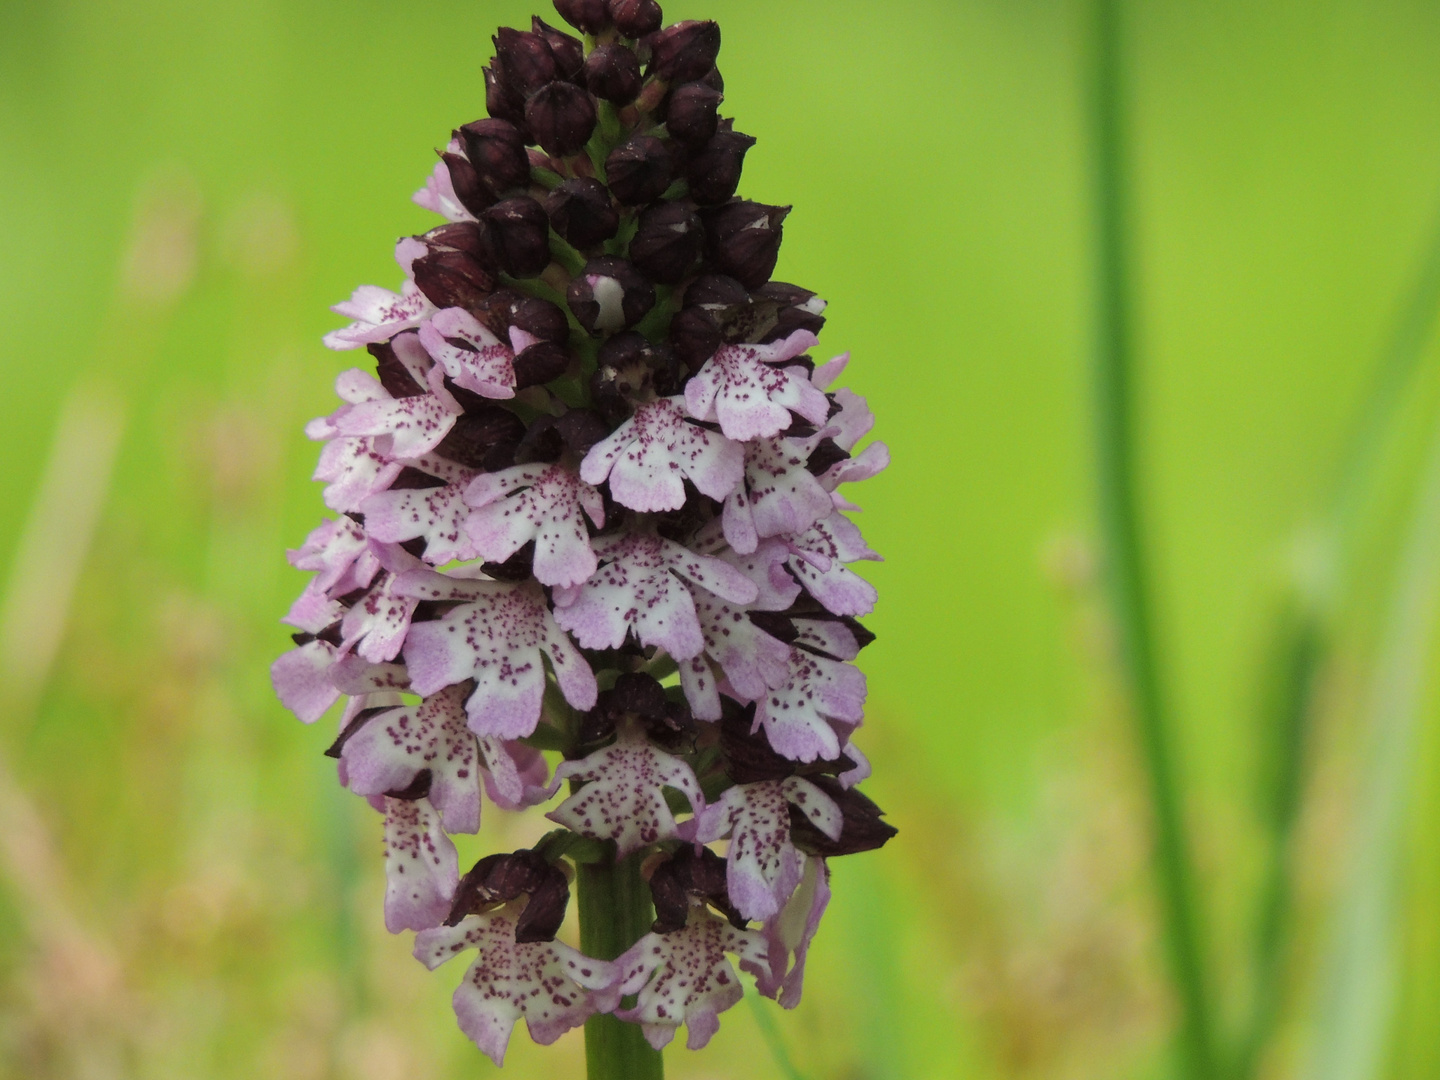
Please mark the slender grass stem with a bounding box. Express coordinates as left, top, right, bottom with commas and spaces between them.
1087, 1, 1217, 1076
1235, 197, 1440, 1079
577, 852, 664, 1080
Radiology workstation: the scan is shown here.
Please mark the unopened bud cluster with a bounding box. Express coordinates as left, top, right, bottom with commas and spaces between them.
272, 1, 893, 1063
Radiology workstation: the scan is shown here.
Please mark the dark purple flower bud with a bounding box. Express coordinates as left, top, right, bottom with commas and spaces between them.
665, 82, 722, 147
553, 407, 611, 458
703, 200, 789, 288
525, 81, 598, 157
494, 28, 559, 98
566, 256, 655, 332
506, 294, 570, 344
544, 177, 620, 249
514, 414, 565, 464
608, 0, 662, 38
473, 287, 525, 339
584, 42, 642, 104
553, 0, 610, 34
648, 20, 721, 84
754, 280, 827, 342
368, 340, 426, 398
420, 220, 493, 262
531, 17, 585, 82
442, 152, 499, 217
604, 134, 674, 206
668, 305, 721, 368
457, 119, 530, 193
434, 407, 525, 472
447, 850, 570, 943
628, 200, 702, 284
788, 777, 897, 857
685, 130, 756, 205
699, 66, 724, 93
484, 65, 528, 127
649, 846, 744, 933
411, 249, 497, 311
513, 340, 571, 388
482, 196, 551, 278
684, 273, 750, 313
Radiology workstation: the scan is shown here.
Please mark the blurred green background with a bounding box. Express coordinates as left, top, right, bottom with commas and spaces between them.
3, 0, 1440, 1077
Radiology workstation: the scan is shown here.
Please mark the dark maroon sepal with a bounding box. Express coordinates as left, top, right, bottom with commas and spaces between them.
585, 42, 643, 104
442, 152, 500, 218
446, 850, 572, 943
458, 118, 531, 193
608, 0, 662, 38
482, 196, 552, 278
702, 200, 789, 289
513, 340, 572, 387
649, 846, 745, 933
787, 777, 897, 856
718, 704, 796, 784
434, 408, 525, 472
484, 65, 528, 127
507, 294, 571, 343
648, 20, 721, 84
369, 340, 426, 398
494, 27, 560, 97
604, 134, 674, 206
629, 200, 703, 283
668, 306, 722, 369
531, 16, 585, 82
525, 81, 599, 157
411, 248, 497, 311
554, 0, 610, 34
685, 130, 756, 205
665, 82, 723, 147
546, 176, 620, 249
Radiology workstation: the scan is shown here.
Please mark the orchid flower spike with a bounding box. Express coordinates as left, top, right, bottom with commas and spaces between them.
271, 1, 895, 1067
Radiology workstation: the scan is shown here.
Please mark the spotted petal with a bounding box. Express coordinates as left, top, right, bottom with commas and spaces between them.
288, 515, 379, 595
546, 723, 704, 859
414, 907, 616, 1066
465, 464, 603, 588
695, 777, 840, 922
361, 481, 479, 565
752, 650, 867, 763
580, 397, 743, 511
399, 573, 596, 738
784, 511, 881, 617
340, 684, 482, 833
323, 275, 434, 351
683, 329, 830, 442
382, 795, 458, 933
341, 565, 420, 664
722, 433, 834, 554
551, 533, 757, 661
609, 908, 769, 1050
419, 307, 516, 399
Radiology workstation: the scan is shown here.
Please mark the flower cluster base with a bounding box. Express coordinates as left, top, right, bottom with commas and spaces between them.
272, 0, 895, 1065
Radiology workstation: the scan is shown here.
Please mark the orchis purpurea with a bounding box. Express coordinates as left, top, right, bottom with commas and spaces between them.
271, 2, 894, 1069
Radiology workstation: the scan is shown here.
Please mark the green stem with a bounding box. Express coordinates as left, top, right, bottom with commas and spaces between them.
578, 852, 664, 1080
1088, 1, 1217, 1076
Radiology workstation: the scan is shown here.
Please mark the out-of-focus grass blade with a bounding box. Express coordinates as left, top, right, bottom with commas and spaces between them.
1308, 411, 1440, 1080
1237, 203, 1440, 1079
